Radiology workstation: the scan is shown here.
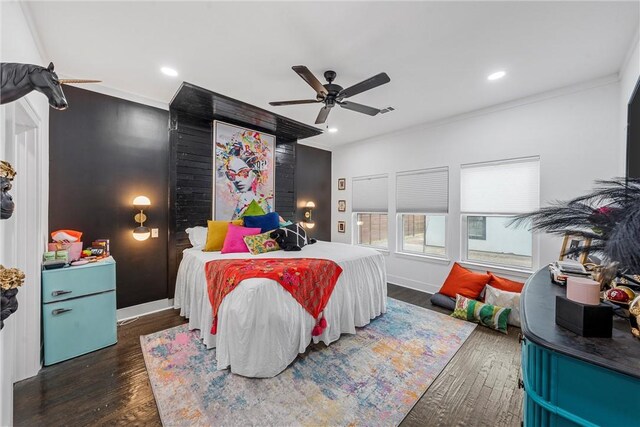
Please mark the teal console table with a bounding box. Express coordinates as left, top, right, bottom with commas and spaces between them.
42, 257, 117, 366
521, 268, 640, 426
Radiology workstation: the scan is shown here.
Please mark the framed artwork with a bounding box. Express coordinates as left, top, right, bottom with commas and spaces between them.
338, 200, 346, 212
338, 178, 346, 190
559, 234, 591, 264
338, 221, 346, 233
213, 121, 275, 220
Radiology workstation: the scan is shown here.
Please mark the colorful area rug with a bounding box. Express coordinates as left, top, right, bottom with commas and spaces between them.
141, 298, 476, 426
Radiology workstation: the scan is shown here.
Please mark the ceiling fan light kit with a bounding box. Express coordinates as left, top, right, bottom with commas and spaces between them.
270, 66, 392, 125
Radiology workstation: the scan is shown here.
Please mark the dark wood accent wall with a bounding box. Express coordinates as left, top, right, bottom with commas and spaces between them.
275, 141, 297, 221
167, 83, 324, 294
296, 144, 332, 241
167, 111, 213, 296
49, 86, 169, 309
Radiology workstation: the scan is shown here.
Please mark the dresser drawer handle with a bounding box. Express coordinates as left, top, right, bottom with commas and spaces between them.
52, 290, 72, 297
52, 308, 73, 316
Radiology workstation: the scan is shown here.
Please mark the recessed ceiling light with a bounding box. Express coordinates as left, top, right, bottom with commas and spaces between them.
487, 71, 506, 81
161, 67, 178, 77
328, 127, 338, 133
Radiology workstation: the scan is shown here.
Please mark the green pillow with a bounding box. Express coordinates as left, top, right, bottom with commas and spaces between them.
243, 231, 281, 255
241, 200, 266, 217
451, 294, 511, 333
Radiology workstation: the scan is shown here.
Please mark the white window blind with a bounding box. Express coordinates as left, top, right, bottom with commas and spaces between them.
396, 167, 449, 213
461, 157, 540, 214
352, 174, 388, 212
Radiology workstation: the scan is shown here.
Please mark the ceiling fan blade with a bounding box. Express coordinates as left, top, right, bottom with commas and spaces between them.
339, 72, 390, 99
292, 66, 328, 97
315, 106, 331, 124
339, 101, 381, 116
269, 99, 320, 106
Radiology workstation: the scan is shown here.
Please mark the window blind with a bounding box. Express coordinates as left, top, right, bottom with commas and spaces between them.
396, 167, 449, 213
352, 174, 388, 212
461, 157, 540, 214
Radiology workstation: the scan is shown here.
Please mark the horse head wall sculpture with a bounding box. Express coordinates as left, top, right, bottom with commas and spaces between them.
1, 62, 68, 109
0, 62, 100, 109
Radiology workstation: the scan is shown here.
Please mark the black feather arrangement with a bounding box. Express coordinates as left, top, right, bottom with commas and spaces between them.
511, 178, 640, 273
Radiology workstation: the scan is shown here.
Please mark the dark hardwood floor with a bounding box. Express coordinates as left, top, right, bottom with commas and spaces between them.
14, 284, 522, 426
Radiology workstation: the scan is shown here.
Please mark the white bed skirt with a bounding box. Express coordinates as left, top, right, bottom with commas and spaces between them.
174, 241, 387, 377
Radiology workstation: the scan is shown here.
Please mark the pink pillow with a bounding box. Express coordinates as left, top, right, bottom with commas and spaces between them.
221, 224, 261, 254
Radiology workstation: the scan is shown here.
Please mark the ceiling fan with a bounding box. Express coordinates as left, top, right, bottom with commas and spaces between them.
269, 66, 391, 125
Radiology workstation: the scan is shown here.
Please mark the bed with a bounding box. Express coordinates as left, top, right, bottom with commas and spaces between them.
173, 241, 387, 378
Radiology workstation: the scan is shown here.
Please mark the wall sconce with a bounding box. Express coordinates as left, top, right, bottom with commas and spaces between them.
303, 201, 315, 229
132, 195, 151, 241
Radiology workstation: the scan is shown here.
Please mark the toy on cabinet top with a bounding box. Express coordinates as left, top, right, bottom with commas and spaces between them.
0, 62, 100, 109
0, 161, 16, 220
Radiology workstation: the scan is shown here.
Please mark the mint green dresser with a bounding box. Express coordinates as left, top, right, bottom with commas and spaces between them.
42, 257, 117, 365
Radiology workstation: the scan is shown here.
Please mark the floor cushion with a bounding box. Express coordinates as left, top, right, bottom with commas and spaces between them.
430, 292, 456, 311
487, 273, 525, 293
439, 263, 490, 300
451, 294, 511, 333
484, 285, 521, 327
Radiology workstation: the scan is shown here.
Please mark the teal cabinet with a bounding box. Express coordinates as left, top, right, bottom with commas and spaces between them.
521, 268, 640, 426
42, 258, 117, 365
522, 339, 640, 427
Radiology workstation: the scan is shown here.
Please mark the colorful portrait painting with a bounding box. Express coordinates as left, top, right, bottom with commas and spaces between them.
214, 121, 275, 220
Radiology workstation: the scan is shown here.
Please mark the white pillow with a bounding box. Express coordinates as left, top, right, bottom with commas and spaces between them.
484, 285, 521, 327
185, 226, 208, 249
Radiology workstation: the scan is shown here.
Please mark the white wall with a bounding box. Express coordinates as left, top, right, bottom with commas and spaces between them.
332, 77, 622, 293
0, 3, 50, 425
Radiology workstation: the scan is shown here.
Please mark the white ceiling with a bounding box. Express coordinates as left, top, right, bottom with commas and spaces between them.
22, 1, 639, 148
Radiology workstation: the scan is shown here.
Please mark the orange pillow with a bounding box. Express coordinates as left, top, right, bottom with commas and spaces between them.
439, 263, 490, 299
487, 273, 524, 293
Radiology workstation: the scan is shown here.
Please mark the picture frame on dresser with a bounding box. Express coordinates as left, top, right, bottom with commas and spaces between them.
559, 234, 591, 264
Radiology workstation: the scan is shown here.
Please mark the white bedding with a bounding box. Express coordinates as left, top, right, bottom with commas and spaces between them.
174, 241, 387, 377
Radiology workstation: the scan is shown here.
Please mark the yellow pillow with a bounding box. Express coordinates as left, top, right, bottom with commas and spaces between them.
204, 219, 243, 251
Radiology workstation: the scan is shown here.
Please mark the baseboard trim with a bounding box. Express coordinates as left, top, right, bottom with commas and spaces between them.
387, 274, 440, 295
117, 298, 175, 321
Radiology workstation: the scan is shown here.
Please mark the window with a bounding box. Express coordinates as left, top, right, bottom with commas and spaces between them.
460, 157, 539, 269
396, 168, 448, 258
357, 213, 388, 248
353, 174, 388, 249
400, 214, 446, 256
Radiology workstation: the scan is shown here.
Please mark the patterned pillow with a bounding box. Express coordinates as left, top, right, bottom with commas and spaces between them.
243, 231, 281, 255
484, 285, 521, 327
451, 294, 511, 333
269, 223, 316, 251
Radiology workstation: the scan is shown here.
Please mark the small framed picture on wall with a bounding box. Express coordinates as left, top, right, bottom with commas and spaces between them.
338, 200, 346, 212
338, 221, 346, 233
338, 178, 346, 191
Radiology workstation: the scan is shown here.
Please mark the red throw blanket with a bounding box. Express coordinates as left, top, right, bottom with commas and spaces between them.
205, 258, 343, 336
